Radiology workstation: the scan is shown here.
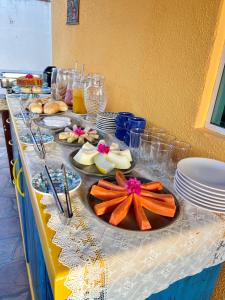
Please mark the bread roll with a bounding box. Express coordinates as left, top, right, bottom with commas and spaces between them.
29, 103, 43, 114
43, 102, 60, 114
57, 101, 68, 112
32, 99, 43, 105
40, 96, 51, 105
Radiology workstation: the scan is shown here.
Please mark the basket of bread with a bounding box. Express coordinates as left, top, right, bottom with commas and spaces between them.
26, 97, 68, 115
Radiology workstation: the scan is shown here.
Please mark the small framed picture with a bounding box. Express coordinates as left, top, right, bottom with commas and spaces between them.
67, 0, 80, 25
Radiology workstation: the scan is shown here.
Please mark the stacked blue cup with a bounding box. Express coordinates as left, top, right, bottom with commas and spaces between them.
124, 117, 146, 145
115, 112, 147, 146
115, 112, 134, 141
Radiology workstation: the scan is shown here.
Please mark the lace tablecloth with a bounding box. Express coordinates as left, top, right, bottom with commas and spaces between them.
8, 96, 225, 300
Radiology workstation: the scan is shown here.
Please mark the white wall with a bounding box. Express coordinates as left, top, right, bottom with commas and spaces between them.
0, 0, 52, 73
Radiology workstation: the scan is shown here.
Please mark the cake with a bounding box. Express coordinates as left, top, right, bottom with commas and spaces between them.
17, 74, 42, 87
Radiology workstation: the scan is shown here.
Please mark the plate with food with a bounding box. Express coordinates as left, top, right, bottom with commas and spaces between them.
87, 172, 179, 231
69, 141, 135, 176
26, 97, 68, 116
34, 116, 72, 131
20, 132, 54, 145
55, 125, 104, 148
32, 168, 81, 195
14, 111, 38, 120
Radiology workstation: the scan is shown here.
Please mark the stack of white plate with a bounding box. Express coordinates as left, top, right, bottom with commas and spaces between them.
96, 112, 117, 133
174, 157, 225, 213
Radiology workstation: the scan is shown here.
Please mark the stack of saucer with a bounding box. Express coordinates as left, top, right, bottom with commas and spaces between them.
96, 112, 117, 133
174, 157, 225, 213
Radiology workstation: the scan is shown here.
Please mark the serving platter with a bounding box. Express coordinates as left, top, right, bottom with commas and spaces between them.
54, 127, 104, 148
87, 177, 179, 231
69, 149, 135, 177
34, 116, 72, 131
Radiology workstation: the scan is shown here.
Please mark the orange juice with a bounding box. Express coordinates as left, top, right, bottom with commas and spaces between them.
72, 88, 87, 114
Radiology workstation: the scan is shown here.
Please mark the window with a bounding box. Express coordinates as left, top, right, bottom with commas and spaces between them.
205, 44, 225, 135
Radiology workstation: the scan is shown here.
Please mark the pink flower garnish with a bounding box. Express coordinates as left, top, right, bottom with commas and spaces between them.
74, 127, 85, 136
25, 73, 33, 79
97, 143, 110, 154
126, 178, 141, 195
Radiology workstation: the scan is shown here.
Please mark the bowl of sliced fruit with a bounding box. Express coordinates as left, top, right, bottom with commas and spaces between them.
55, 124, 104, 148
87, 171, 179, 231
69, 141, 135, 176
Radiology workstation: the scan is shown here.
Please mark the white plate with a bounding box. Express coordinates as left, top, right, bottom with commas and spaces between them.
97, 118, 116, 122
96, 122, 115, 125
176, 170, 225, 196
175, 172, 225, 201
97, 112, 117, 119
174, 181, 225, 213
174, 177, 225, 207
177, 157, 225, 191
96, 127, 116, 131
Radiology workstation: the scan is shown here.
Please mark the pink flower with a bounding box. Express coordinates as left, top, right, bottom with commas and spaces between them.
25, 73, 33, 79
126, 178, 141, 195
74, 127, 85, 136
97, 143, 110, 154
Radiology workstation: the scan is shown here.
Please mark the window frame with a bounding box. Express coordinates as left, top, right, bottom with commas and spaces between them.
205, 43, 225, 135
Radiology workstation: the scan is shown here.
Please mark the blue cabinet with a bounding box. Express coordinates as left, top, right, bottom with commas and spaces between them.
147, 264, 222, 300
10, 127, 53, 300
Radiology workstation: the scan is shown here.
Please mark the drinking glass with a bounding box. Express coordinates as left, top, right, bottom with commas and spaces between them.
84, 74, 107, 122
168, 140, 191, 178
65, 70, 75, 107
151, 141, 173, 178
139, 136, 152, 165
72, 71, 87, 114
151, 132, 176, 144
129, 128, 144, 161
147, 127, 166, 134
51, 67, 57, 100
56, 68, 68, 101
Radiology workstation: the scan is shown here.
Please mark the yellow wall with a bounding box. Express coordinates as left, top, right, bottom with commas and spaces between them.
52, 0, 225, 160
52, 0, 225, 298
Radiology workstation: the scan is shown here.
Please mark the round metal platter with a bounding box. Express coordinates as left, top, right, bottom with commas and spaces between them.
69, 149, 136, 177
87, 177, 180, 232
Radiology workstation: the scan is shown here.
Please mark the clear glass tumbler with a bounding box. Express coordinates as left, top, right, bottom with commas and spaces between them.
168, 140, 191, 178
129, 128, 144, 161
151, 132, 176, 144
151, 141, 173, 178
139, 135, 155, 166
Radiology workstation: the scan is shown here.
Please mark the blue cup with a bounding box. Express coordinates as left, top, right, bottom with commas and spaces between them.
115, 126, 127, 141
115, 112, 134, 128
126, 117, 146, 130
123, 132, 130, 146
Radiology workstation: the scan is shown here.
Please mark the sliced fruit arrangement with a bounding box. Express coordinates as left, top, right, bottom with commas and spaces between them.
74, 141, 133, 174
90, 171, 177, 231
58, 125, 100, 144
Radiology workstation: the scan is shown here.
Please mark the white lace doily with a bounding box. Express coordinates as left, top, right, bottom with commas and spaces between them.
8, 96, 225, 300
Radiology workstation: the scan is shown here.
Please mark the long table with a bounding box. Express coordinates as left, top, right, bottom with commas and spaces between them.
6, 94, 225, 300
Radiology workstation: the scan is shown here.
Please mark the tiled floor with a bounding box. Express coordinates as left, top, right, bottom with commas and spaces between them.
0, 115, 31, 299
